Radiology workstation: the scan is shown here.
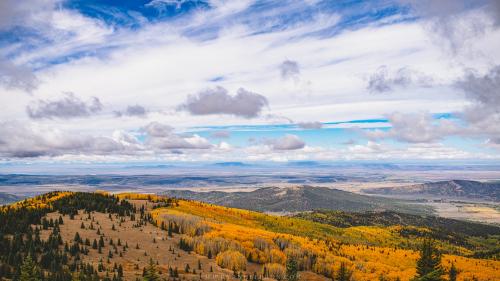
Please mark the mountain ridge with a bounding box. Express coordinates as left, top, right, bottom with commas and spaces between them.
160, 185, 432, 214
363, 180, 500, 201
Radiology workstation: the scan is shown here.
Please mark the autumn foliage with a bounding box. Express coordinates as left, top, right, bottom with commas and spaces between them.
150, 198, 500, 281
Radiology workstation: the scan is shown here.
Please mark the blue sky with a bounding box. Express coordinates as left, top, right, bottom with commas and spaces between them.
0, 0, 499, 164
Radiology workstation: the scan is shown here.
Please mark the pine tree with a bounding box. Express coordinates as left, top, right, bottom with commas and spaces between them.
335, 262, 352, 281
412, 239, 445, 281
20, 255, 41, 281
167, 223, 172, 237
448, 263, 458, 281
143, 258, 160, 281
285, 256, 298, 281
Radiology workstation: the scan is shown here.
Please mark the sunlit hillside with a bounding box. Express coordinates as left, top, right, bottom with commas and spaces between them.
1, 191, 499, 281
151, 199, 500, 281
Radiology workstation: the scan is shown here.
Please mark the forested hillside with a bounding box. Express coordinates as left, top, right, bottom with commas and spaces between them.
0, 192, 498, 281
161, 186, 432, 214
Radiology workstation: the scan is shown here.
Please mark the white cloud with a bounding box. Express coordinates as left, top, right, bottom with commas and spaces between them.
0, 121, 141, 158
366, 112, 459, 143
27, 93, 103, 119
142, 121, 213, 150
269, 134, 305, 150
280, 59, 300, 80
0, 0, 499, 161
179, 86, 268, 118
0, 58, 39, 92
367, 65, 434, 93
296, 121, 322, 129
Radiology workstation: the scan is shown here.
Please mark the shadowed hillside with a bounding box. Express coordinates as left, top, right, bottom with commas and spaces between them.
363, 180, 500, 201
0, 192, 22, 205
161, 185, 433, 214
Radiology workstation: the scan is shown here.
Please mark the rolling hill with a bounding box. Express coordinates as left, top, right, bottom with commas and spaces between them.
1, 191, 499, 280
161, 185, 432, 214
363, 180, 500, 201
0, 192, 22, 205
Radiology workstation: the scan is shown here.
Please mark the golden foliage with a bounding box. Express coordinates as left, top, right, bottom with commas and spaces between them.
116, 193, 166, 202
1, 191, 73, 211
263, 263, 286, 280
216, 250, 247, 271
150, 198, 500, 281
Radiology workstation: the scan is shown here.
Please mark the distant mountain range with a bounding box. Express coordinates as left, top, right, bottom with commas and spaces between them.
0, 174, 354, 189
363, 180, 500, 201
161, 185, 431, 214
0, 192, 22, 205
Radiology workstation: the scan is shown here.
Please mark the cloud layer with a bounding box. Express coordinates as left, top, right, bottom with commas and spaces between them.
0, 0, 499, 162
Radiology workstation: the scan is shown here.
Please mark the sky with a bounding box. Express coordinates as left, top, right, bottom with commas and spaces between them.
0, 0, 500, 164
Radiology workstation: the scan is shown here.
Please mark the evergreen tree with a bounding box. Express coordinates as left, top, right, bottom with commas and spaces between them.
143, 258, 160, 281
412, 239, 444, 281
448, 263, 458, 281
335, 262, 352, 281
285, 256, 298, 281
20, 255, 41, 281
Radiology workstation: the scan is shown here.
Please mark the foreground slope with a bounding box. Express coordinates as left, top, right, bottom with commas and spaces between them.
152, 197, 500, 280
0, 191, 499, 281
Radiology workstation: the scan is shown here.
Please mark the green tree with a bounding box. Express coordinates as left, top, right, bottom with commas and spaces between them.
20, 255, 41, 281
448, 263, 458, 281
286, 256, 298, 281
335, 262, 352, 281
143, 258, 160, 281
412, 239, 444, 281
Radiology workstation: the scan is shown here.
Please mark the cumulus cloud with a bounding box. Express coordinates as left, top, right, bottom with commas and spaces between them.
456, 66, 500, 122
115, 105, 148, 117
367, 66, 433, 93
280, 59, 300, 80
348, 141, 386, 154
269, 134, 305, 150
297, 121, 322, 129
370, 66, 500, 146
211, 130, 231, 138
0, 59, 39, 92
27, 93, 103, 119
142, 121, 212, 149
453, 66, 500, 143
365, 112, 458, 143
0, 121, 139, 158
180, 86, 268, 118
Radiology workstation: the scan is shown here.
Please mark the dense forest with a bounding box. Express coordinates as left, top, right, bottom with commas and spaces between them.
0, 192, 138, 280
293, 210, 500, 259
